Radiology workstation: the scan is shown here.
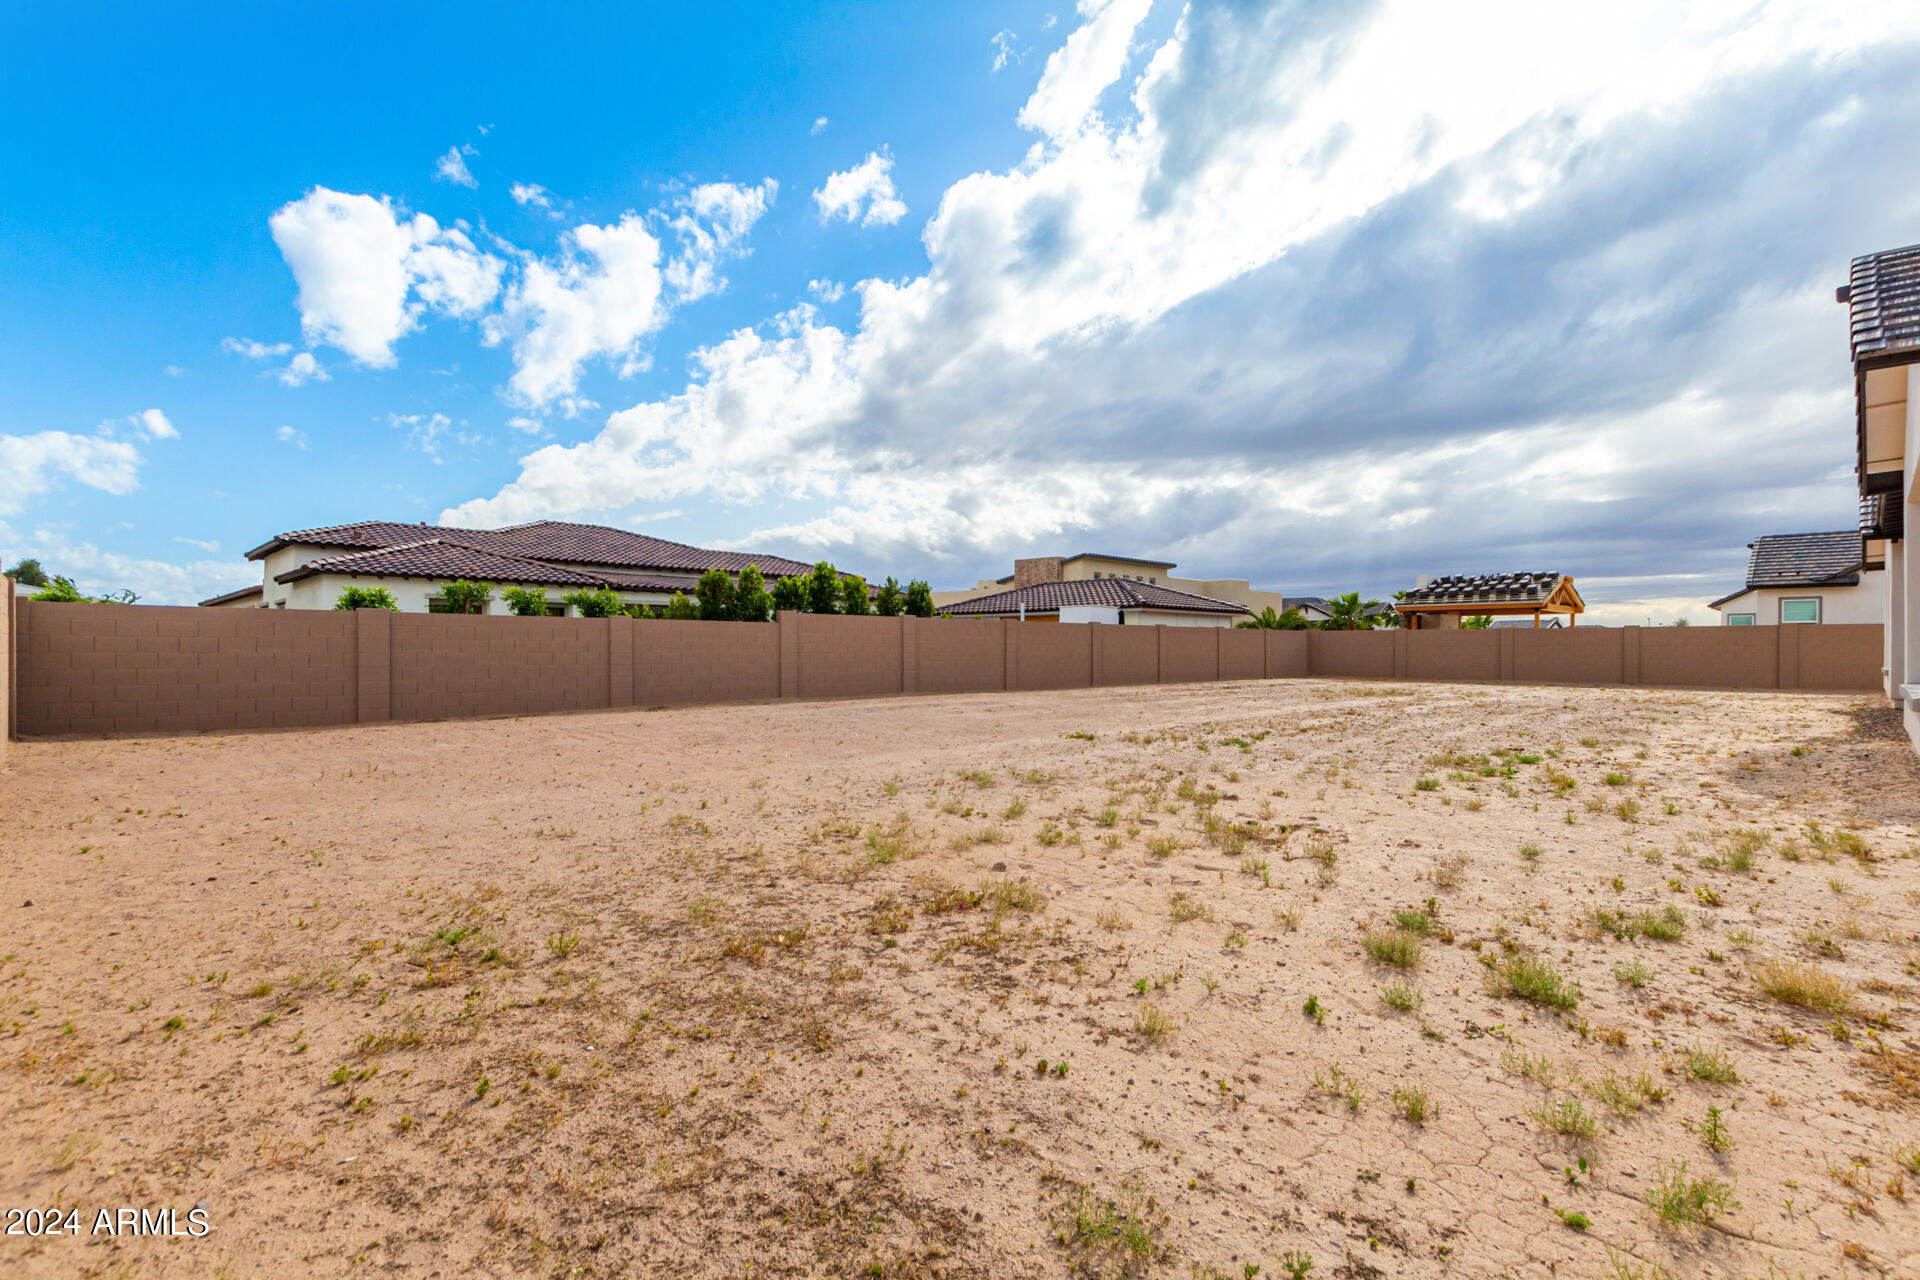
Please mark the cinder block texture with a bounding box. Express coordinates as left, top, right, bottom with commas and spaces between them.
7, 604, 1885, 741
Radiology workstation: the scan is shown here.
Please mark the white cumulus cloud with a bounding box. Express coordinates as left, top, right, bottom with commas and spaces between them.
481, 214, 669, 407
0, 431, 148, 515
268, 187, 504, 367
434, 144, 478, 188
443, 0, 1920, 611
510, 181, 557, 212
135, 408, 177, 440
222, 337, 293, 360
278, 352, 328, 386
813, 151, 907, 227
1017, 0, 1152, 140
665, 179, 777, 303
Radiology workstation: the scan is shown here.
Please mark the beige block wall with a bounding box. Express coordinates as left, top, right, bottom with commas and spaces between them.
2, 577, 12, 764
5, 605, 1887, 740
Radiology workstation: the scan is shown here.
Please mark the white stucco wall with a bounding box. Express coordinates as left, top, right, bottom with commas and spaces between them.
1119, 609, 1234, 628
1712, 575, 1884, 625
1059, 605, 1123, 625
279, 574, 676, 614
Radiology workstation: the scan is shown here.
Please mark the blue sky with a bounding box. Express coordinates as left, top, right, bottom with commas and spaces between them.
4, 1, 1917, 621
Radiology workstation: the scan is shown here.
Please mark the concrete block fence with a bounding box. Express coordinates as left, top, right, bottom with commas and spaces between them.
2, 583, 1886, 739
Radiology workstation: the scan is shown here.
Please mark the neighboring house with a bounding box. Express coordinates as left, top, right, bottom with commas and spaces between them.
932, 552, 1289, 614
938, 578, 1250, 627
200, 519, 816, 613
1282, 597, 1335, 625
1394, 573, 1585, 629
1708, 531, 1882, 626
1843, 243, 1918, 747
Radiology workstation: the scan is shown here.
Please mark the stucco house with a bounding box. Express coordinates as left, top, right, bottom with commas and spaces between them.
1708, 531, 1881, 626
1844, 242, 1919, 750
200, 519, 815, 614
933, 552, 1290, 615
938, 578, 1250, 627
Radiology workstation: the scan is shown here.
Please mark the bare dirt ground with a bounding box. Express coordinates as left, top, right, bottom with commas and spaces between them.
3, 679, 1918, 1280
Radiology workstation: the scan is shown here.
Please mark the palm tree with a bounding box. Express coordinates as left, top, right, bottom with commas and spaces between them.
1320, 591, 1389, 630
1237, 605, 1310, 630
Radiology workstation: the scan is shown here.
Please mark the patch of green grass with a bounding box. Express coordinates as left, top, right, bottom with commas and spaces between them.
983, 879, 1044, 913
1393, 907, 1435, 935
1635, 906, 1686, 941
958, 769, 995, 789
1391, 1083, 1438, 1124
1646, 1160, 1737, 1227
1531, 1097, 1598, 1138
1676, 1043, 1738, 1084
1168, 891, 1214, 924
1494, 954, 1580, 1010
1133, 1004, 1174, 1044
545, 930, 581, 959
1379, 982, 1421, 1012
1586, 1068, 1666, 1117
1413, 778, 1440, 792
1362, 928, 1422, 969
1613, 958, 1653, 988
1754, 957, 1851, 1013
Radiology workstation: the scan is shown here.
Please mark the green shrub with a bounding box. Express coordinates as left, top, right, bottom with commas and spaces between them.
621, 602, 655, 619
5, 557, 50, 587
437, 578, 493, 614
904, 578, 934, 617
874, 576, 905, 616
334, 586, 398, 611
562, 586, 622, 617
805, 561, 841, 613
695, 567, 736, 620
769, 573, 806, 613
839, 573, 872, 615
501, 586, 550, 616
733, 564, 772, 621
663, 592, 699, 620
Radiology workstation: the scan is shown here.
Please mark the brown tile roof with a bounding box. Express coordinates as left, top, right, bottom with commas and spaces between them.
1398, 572, 1566, 607
1740, 531, 1862, 588
939, 578, 1248, 616
272, 539, 606, 587
479, 521, 815, 576
1846, 243, 1920, 364
196, 584, 264, 607
248, 519, 814, 578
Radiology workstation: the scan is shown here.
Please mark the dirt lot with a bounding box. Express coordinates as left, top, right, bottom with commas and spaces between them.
2, 679, 1918, 1280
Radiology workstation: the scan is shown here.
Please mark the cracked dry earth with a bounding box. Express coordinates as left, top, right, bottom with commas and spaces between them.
2, 679, 1919, 1280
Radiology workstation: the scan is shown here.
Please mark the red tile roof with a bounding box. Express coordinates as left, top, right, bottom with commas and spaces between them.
272, 539, 605, 587
248, 519, 815, 578
940, 578, 1248, 616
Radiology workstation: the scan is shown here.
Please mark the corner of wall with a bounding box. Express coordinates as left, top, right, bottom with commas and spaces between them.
1, 575, 12, 763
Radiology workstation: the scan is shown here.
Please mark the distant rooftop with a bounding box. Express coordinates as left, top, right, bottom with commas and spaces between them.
940, 578, 1246, 616
1740, 531, 1862, 590
1845, 242, 1920, 365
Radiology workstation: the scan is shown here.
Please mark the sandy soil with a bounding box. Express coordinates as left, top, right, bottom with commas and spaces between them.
2, 679, 1918, 1280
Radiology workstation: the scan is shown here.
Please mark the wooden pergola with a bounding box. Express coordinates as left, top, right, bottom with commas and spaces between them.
1395, 573, 1585, 629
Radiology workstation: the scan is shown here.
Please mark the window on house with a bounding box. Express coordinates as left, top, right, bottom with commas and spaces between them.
1726, 613, 1755, 626
1779, 598, 1820, 624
